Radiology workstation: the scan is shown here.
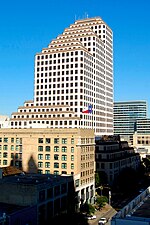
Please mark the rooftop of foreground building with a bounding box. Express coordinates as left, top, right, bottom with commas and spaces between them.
111, 186, 150, 224
0, 171, 72, 186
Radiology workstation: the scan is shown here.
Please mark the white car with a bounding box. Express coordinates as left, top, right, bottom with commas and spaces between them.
87, 215, 96, 220
98, 217, 107, 224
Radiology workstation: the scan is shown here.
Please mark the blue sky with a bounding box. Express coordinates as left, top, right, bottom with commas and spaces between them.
0, 0, 150, 116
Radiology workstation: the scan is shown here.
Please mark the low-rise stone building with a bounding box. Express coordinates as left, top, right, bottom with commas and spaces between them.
0, 172, 74, 225
95, 136, 141, 185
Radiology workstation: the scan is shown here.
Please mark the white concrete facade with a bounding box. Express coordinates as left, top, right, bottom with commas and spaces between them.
8, 17, 113, 136
0, 115, 10, 128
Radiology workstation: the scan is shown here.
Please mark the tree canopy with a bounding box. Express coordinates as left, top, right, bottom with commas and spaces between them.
80, 202, 95, 215
96, 195, 108, 209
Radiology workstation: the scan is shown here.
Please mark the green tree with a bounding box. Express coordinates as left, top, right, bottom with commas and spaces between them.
95, 172, 108, 187
88, 204, 95, 215
96, 195, 108, 209
95, 172, 100, 187
80, 202, 95, 215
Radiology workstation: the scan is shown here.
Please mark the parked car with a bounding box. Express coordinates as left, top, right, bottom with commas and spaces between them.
86, 215, 97, 220
98, 217, 107, 224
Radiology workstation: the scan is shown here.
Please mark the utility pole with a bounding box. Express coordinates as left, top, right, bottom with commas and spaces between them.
109, 190, 111, 205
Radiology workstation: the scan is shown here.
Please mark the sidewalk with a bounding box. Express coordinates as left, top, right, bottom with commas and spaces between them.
88, 203, 116, 224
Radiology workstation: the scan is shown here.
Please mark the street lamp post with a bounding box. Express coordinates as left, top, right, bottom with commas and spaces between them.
109, 190, 111, 205
99, 186, 103, 196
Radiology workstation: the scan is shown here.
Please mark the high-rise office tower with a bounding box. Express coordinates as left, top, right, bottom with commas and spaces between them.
1, 17, 113, 206
9, 17, 113, 136
114, 101, 147, 143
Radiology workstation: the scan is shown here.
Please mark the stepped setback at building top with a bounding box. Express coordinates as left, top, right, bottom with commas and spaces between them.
8, 17, 113, 136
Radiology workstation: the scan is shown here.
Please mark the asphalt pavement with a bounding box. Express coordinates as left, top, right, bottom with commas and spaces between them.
88, 204, 117, 225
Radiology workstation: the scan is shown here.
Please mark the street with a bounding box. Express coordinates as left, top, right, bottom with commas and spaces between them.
88, 205, 117, 225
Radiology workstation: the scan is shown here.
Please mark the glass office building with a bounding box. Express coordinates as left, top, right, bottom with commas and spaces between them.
114, 101, 147, 143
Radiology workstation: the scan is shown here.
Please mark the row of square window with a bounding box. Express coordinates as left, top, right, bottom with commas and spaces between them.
36, 82, 83, 89
36, 95, 80, 101
38, 154, 50, 160
34, 102, 82, 108
80, 177, 94, 186
38, 170, 74, 175
80, 35, 105, 42
13, 113, 73, 119
37, 64, 83, 71
38, 154, 74, 161
0, 138, 74, 145
14, 111, 96, 117
37, 57, 83, 65
0, 152, 74, 159
13, 114, 74, 121
38, 162, 74, 169
37, 50, 94, 62
0, 138, 22, 144
37, 51, 83, 60
34, 100, 88, 108
11, 120, 79, 126
37, 52, 103, 69
44, 46, 83, 53
36, 71, 83, 78
12, 121, 94, 128
53, 36, 98, 44
37, 51, 101, 68
38, 138, 74, 144
81, 169, 94, 177
36, 83, 82, 90
137, 140, 150, 144
12, 116, 94, 124
34, 83, 93, 92
36, 69, 92, 77
91, 25, 105, 29
36, 72, 84, 78
0, 155, 74, 161
54, 35, 104, 46
25, 120, 92, 127
19, 107, 70, 113
0, 145, 75, 153
81, 162, 94, 168
36, 91, 83, 96
0, 145, 22, 151
36, 76, 82, 83
38, 146, 74, 153
0, 153, 21, 159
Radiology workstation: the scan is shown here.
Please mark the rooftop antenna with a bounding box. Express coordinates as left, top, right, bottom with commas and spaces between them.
75, 14, 76, 22
84, 12, 88, 19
